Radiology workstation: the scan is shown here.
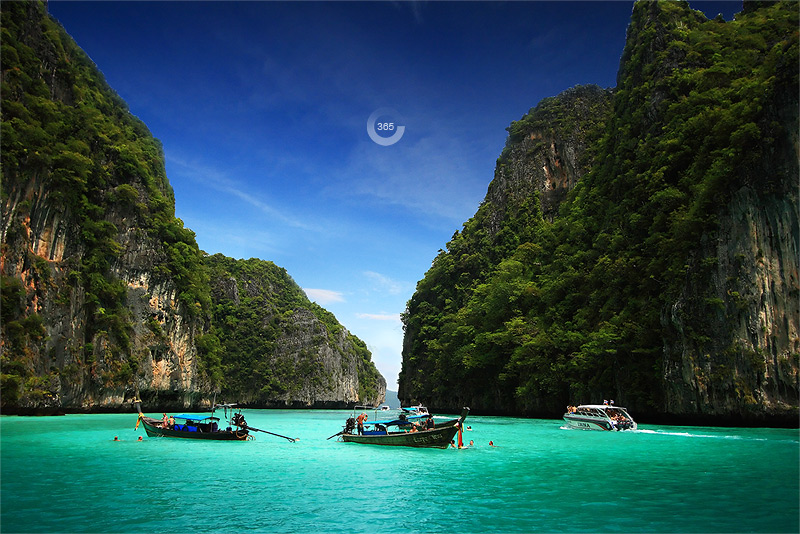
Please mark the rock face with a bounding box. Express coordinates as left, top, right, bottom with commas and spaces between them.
400, 0, 798, 425
1, 1, 206, 412
399, 87, 616, 416
204, 255, 386, 408
0, 2, 384, 413
490, 86, 613, 224
629, 0, 800, 423
662, 188, 799, 420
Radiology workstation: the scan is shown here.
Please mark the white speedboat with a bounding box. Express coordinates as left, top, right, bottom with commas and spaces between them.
563, 404, 637, 431
398, 405, 435, 424
400, 405, 430, 416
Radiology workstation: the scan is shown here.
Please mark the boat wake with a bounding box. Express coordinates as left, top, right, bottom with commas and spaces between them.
633, 428, 796, 443
635, 428, 753, 440
559, 426, 797, 444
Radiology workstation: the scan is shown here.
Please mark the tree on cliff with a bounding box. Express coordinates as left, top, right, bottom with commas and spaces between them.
399, 0, 799, 425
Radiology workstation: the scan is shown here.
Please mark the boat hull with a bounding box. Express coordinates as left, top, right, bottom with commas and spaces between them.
430, 417, 459, 428
563, 415, 615, 431
139, 417, 249, 441
341, 425, 460, 448
341, 408, 469, 448
562, 415, 637, 431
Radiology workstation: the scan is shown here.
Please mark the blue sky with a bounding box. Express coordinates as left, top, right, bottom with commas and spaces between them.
48, 1, 742, 390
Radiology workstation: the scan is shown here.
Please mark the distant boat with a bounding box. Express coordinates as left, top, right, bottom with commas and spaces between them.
379, 404, 391, 411
397, 404, 439, 425
563, 404, 637, 431
330, 407, 469, 448
400, 404, 430, 416
134, 402, 296, 441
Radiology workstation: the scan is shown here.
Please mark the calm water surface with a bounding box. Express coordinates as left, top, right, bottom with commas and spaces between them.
1, 410, 797, 533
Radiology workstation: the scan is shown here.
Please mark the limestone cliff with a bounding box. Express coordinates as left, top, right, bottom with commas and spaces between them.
0, 1, 384, 413
621, 0, 799, 423
400, 0, 798, 425
491, 85, 613, 224
204, 254, 386, 408
1, 1, 208, 412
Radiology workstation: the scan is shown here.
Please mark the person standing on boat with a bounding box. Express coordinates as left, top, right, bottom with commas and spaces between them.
356, 412, 367, 435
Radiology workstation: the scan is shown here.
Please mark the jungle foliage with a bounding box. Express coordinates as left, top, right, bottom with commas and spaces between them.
1, 2, 381, 405
399, 1, 798, 414
203, 254, 382, 403
1, 1, 210, 395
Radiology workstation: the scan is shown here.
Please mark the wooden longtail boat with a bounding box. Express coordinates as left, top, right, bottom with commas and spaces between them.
336, 407, 469, 448
134, 402, 296, 442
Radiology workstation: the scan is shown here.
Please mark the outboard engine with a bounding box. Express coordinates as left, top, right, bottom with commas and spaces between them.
232, 413, 247, 428
344, 417, 356, 435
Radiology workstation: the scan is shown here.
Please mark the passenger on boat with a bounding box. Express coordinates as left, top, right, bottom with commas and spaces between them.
169, 415, 175, 427
356, 412, 368, 435
162, 413, 169, 428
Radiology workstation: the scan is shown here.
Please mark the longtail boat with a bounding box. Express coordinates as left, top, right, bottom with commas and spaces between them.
331, 407, 469, 448
134, 402, 296, 441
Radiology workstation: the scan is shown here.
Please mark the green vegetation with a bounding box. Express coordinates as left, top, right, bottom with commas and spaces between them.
400, 1, 798, 414
204, 254, 381, 403
1, 2, 383, 409
1, 2, 381, 408
1, 1, 209, 399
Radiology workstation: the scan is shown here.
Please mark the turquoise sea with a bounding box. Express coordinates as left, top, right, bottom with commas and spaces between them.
1, 410, 798, 533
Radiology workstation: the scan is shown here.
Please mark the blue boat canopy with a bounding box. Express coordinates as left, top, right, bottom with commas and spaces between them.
173, 414, 220, 422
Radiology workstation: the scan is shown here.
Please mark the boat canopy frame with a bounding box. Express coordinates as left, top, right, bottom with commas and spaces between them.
172, 414, 221, 422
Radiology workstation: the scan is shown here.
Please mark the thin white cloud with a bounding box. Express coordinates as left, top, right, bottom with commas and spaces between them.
304, 288, 345, 304
332, 116, 497, 226
167, 154, 319, 232
180, 218, 283, 259
356, 313, 401, 322
364, 271, 407, 295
